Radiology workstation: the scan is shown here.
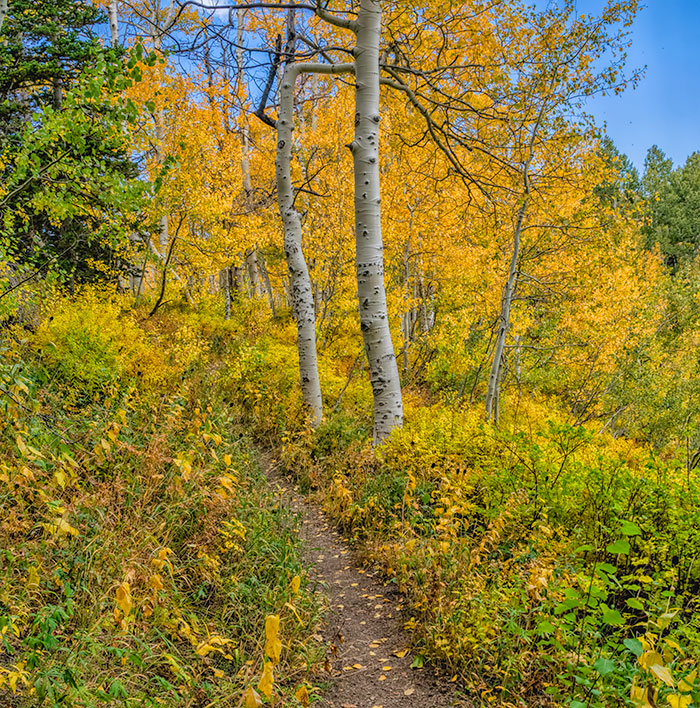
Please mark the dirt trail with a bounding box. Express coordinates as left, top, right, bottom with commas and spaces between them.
267, 461, 460, 708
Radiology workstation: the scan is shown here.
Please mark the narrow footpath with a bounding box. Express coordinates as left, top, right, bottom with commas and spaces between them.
267, 460, 461, 708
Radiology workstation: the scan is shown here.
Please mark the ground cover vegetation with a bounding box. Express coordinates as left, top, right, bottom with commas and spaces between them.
2, 0, 700, 706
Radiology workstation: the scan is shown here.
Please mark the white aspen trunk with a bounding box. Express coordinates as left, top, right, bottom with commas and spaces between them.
277, 64, 323, 426
245, 249, 262, 296
401, 237, 411, 375
108, 0, 119, 46
352, 0, 403, 444
149, 17, 170, 259
258, 252, 277, 316
155, 115, 169, 257
223, 268, 232, 319
277, 60, 354, 428
236, 9, 253, 196
0, 0, 9, 35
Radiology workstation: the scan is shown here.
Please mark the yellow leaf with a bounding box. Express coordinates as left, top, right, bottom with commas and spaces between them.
224, 453, 232, 466
56, 517, 79, 537
679, 669, 697, 693
640, 651, 664, 670
42, 517, 79, 538
651, 664, 675, 688
394, 648, 409, 658
667, 695, 691, 708
291, 575, 301, 595
150, 574, 164, 591
26, 566, 40, 591
631, 684, 651, 707
258, 662, 274, 699
116, 582, 133, 616
265, 615, 282, 663
295, 685, 310, 706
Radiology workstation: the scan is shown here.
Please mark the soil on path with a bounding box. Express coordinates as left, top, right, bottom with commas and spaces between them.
267, 460, 461, 708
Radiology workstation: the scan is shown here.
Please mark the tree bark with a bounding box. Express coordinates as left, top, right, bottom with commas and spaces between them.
351, 0, 403, 444
245, 248, 262, 296
236, 9, 253, 196
258, 251, 277, 316
277, 61, 353, 427
484, 103, 546, 423
108, 0, 119, 46
0, 0, 8, 35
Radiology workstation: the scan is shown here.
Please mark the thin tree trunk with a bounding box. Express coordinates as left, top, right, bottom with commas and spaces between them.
276, 60, 354, 427
223, 267, 232, 319
245, 248, 262, 296
108, 0, 119, 46
352, 0, 403, 444
484, 102, 546, 422
236, 9, 253, 196
150, 6, 175, 259
0, 0, 8, 35
484, 199, 524, 422
258, 252, 277, 316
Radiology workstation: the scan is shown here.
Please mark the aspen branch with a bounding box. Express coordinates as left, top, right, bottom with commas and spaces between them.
314, 0, 357, 32
254, 33, 282, 127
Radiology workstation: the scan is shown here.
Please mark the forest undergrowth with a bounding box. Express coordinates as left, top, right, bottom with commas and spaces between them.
217, 299, 700, 708
0, 288, 324, 707
3, 288, 700, 708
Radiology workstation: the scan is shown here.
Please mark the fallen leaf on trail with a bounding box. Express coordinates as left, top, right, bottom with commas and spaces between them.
394, 648, 409, 658
404, 688, 415, 696
382, 666, 392, 671
378, 675, 386, 681
243, 686, 262, 708
294, 685, 309, 707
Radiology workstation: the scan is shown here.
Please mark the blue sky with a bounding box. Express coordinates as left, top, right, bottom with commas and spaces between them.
570, 0, 700, 172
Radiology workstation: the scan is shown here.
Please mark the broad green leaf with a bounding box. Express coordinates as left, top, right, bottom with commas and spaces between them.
602, 608, 624, 625
621, 520, 641, 536
537, 620, 555, 635
606, 538, 630, 555
594, 657, 615, 676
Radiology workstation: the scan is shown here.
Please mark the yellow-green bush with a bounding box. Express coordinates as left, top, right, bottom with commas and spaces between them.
0, 291, 324, 707
216, 303, 700, 707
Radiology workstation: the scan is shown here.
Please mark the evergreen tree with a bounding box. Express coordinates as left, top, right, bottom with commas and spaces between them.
0, 0, 146, 287
643, 146, 700, 267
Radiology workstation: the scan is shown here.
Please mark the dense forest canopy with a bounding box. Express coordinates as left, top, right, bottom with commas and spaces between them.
1, 1, 700, 707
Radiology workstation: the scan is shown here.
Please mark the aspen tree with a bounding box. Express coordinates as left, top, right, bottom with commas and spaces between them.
350, 0, 403, 442
276, 58, 354, 426
108, 0, 119, 46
